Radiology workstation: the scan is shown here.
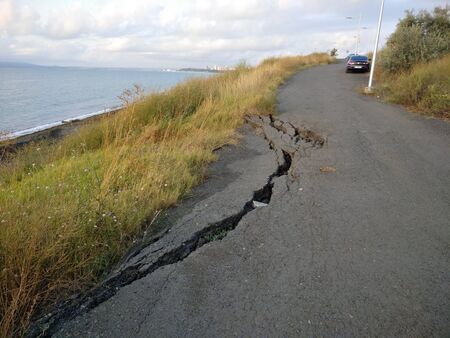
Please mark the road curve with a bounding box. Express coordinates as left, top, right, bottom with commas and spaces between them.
52, 62, 450, 337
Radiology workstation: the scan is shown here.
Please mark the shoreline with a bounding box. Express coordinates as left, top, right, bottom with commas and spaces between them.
0, 107, 122, 154
1, 106, 123, 142
0, 68, 214, 146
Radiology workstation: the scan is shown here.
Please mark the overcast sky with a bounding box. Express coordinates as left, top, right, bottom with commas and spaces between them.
0, 0, 447, 68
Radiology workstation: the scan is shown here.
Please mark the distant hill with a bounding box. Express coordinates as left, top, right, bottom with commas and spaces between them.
0, 61, 41, 68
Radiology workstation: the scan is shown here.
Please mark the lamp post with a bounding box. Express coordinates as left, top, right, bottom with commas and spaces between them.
346, 14, 362, 54
367, 0, 385, 92
360, 26, 369, 54
356, 13, 362, 54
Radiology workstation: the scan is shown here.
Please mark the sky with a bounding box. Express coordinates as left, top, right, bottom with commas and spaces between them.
0, 0, 447, 68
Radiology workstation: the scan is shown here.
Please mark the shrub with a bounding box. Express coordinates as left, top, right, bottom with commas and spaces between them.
378, 54, 450, 119
381, 6, 450, 73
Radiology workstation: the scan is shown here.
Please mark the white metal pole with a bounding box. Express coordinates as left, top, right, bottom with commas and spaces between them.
356, 13, 362, 54
368, 0, 385, 91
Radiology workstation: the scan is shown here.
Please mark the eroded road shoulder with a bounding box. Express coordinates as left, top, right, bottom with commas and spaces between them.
33, 116, 324, 337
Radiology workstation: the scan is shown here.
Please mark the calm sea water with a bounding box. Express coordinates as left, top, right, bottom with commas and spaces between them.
0, 65, 209, 135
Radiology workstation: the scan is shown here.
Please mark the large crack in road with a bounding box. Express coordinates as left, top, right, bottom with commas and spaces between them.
28, 115, 324, 338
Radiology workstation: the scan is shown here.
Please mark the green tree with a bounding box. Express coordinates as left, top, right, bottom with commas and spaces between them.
381, 6, 450, 73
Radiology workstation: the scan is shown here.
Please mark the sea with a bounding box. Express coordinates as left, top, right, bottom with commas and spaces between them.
0, 64, 210, 138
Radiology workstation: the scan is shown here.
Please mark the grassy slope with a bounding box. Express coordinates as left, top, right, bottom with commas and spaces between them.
0, 54, 332, 336
376, 54, 450, 120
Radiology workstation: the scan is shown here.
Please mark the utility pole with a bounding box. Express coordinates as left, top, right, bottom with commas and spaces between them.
356, 13, 362, 54
346, 15, 362, 55
367, 0, 385, 92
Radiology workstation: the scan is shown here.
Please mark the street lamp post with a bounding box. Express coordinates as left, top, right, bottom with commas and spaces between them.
367, 0, 385, 92
356, 13, 362, 54
346, 14, 365, 55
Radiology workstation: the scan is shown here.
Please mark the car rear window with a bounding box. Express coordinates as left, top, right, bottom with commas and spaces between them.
350, 56, 368, 61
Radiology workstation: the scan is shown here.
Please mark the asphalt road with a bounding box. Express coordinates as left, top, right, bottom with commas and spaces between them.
52, 62, 450, 337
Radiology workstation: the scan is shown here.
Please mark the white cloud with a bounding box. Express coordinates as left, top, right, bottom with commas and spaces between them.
0, 0, 445, 67
0, 0, 15, 31
0, 0, 40, 36
44, 3, 94, 39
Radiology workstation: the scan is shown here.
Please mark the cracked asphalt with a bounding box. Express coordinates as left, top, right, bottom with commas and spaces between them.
52, 62, 450, 337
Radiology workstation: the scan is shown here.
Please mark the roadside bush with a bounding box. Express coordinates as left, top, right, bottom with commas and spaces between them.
378, 54, 450, 119
381, 6, 450, 73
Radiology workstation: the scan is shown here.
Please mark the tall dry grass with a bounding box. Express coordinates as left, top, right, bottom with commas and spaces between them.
0, 53, 332, 336
376, 53, 450, 119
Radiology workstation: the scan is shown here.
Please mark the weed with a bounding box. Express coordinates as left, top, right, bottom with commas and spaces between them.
376, 54, 450, 119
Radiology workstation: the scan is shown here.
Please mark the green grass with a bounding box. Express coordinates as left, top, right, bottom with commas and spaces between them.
0, 53, 332, 336
376, 53, 450, 119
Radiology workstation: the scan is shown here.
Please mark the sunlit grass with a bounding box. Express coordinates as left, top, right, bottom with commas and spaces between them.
0, 53, 332, 336
376, 53, 450, 119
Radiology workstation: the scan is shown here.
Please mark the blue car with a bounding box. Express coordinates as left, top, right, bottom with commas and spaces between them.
346, 55, 371, 73
345, 53, 356, 61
